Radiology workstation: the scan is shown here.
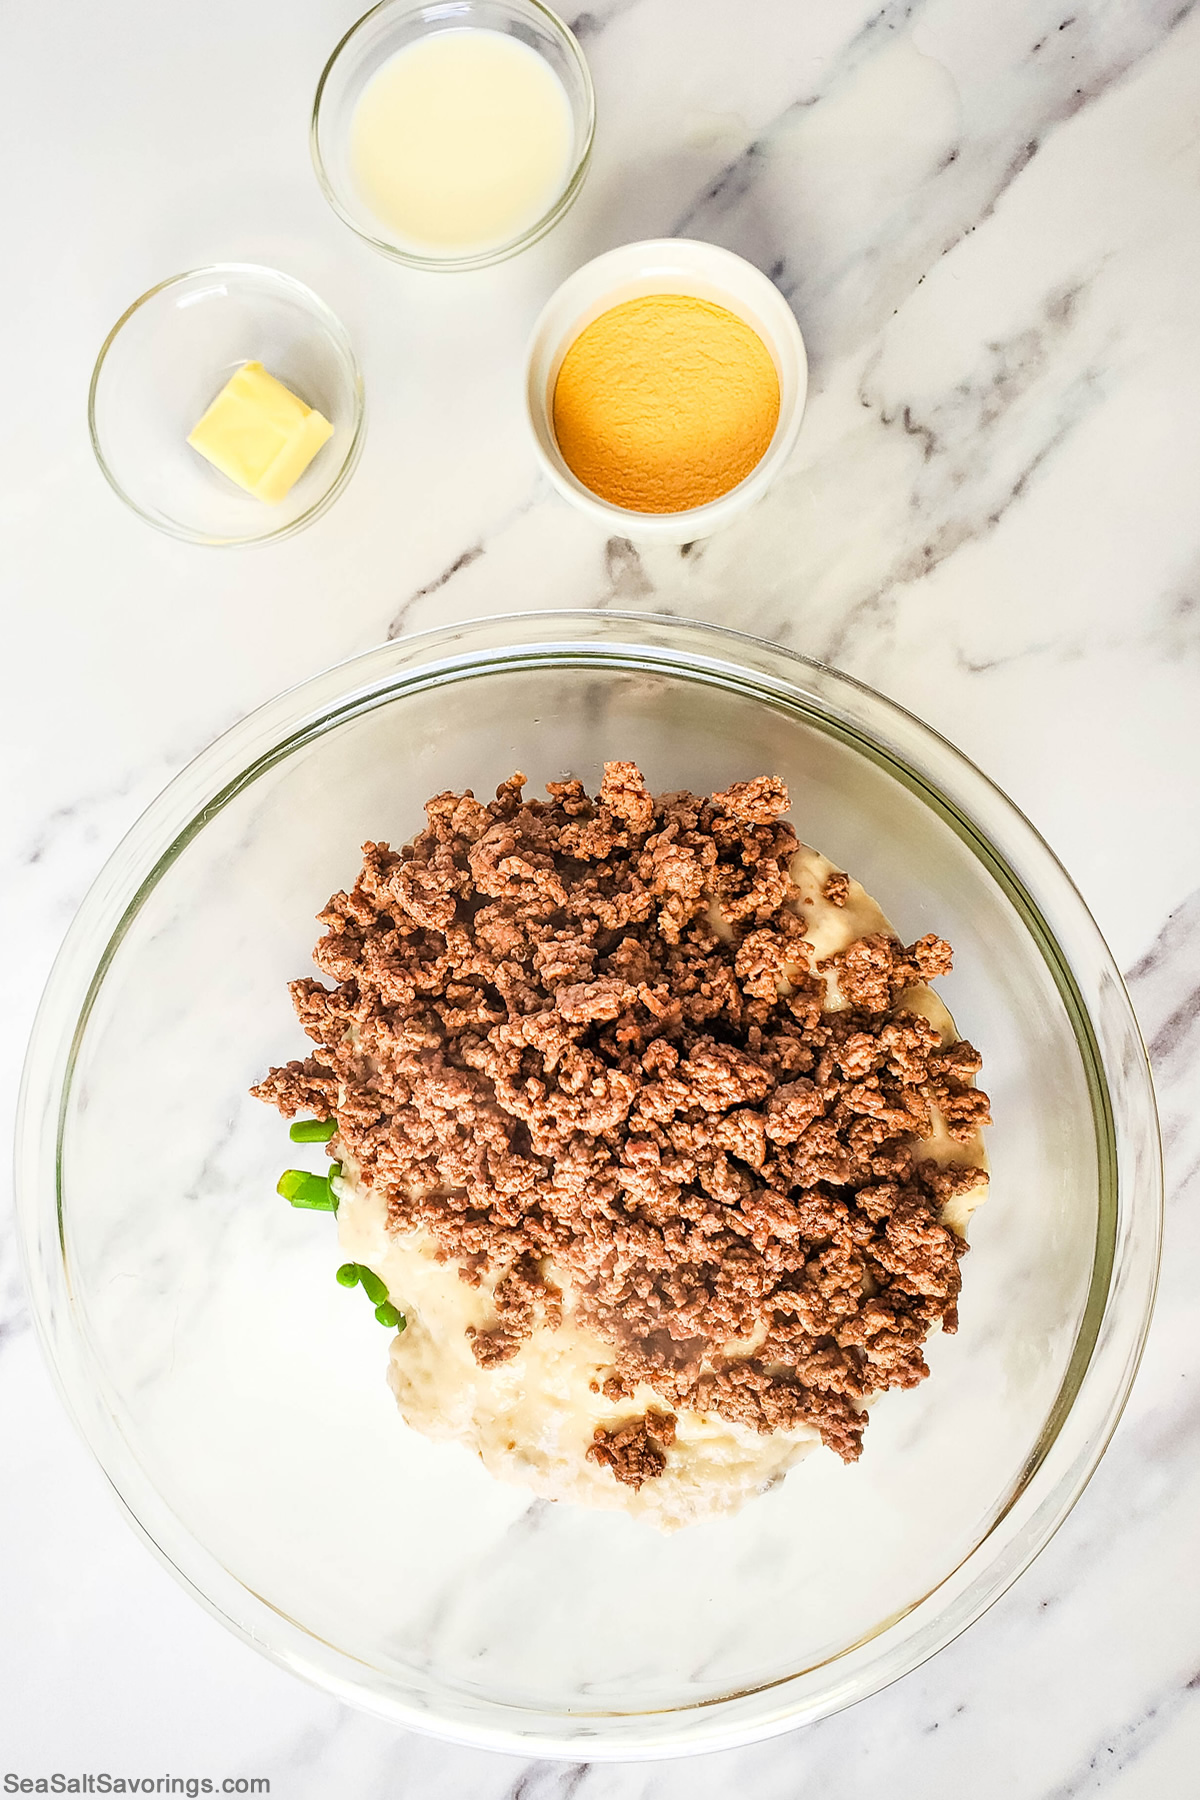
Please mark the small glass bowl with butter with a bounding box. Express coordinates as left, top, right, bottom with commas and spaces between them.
312, 0, 595, 271
88, 265, 366, 547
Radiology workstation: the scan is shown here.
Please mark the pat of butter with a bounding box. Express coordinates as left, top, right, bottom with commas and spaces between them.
187, 361, 334, 504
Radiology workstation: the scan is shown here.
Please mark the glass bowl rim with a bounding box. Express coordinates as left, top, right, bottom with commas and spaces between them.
14, 609, 1163, 1756
86, 262, 368, 548
310, 0, 597, 271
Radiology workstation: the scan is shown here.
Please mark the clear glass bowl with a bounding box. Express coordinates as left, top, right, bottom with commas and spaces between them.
311, 0, 595, 270
15, 613, 1161, 1757
88, 265, 366, 546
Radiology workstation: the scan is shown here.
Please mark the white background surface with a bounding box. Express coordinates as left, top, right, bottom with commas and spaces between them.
3, 0, 1199, 1793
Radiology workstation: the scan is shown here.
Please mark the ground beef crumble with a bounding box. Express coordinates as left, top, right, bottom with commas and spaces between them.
823, 870, 851, 908
587, 1409, 679, 1489
253, 762, 990, 1480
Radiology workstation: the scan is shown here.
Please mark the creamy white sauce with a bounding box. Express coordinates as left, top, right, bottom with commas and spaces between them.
334, 847, 988, 1529
336, 1181, 819, 1531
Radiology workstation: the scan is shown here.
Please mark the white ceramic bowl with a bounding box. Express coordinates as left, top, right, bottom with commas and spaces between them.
525, 239, 808, 543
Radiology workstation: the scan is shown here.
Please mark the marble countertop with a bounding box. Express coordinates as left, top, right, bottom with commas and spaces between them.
4, 0, 1199, 1791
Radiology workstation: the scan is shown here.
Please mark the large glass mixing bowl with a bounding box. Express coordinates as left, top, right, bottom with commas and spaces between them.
15, 613, 1161, 1756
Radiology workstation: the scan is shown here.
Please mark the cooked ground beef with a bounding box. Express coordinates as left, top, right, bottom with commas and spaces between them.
253, 762, 990, 1475
587, 1410, 679, 1489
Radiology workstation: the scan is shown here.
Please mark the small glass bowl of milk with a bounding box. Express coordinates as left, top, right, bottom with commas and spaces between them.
313, 0, 594, 270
